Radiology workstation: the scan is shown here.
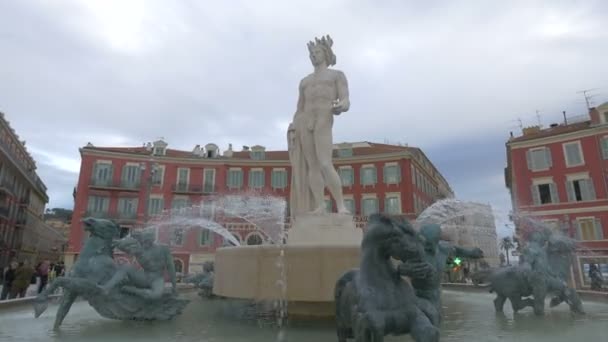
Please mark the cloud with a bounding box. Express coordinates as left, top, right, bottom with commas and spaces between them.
1, 0, 607, 215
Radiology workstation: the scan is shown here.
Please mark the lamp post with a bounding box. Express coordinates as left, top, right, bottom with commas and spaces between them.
140, 161, 159, 225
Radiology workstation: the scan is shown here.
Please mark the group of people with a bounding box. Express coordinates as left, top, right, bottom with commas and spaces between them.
1, 259, 65, 300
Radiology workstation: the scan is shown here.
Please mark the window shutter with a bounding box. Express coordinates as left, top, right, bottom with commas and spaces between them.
549, 183, 559, 203
602, 138, 608, 160
383, 166, 387, 184
594, 218, 604, 240
531, 184, 541, 205
574, 221, 581, 240
566, 181, 575, 202
545, 148, 552, 167
526, 150, 533, 170
587, 179, 596, 200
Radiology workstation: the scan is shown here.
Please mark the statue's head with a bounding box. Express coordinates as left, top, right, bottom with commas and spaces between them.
419, 223, 442, 252
131, 228, 157, 246
82, 217, 119, 241
307, 35, 336, 67
363, 214, 423, 262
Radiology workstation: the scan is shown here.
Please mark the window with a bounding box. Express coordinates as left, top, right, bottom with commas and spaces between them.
344, 198, 355, 214
339, 167, 354, 187
566, 177, 596, 202
227, 169, 243, 189
121, 164, 141, 187
385, 195, 401, 214
360, 166, 377, 186
201, 169, 215, 193
337, 148, 353, 158
362, 197, 379, 216
601, 137, 608, 160
172, 198, 189, 210
246, 233, 264, 245
173, 259, 183, 273
200, 229, 214, 246
177, 168, 189, 191
171, 228, 184, 246
201, 200, 215, 218
87, 196, 109, 216
250, 150, 265, 160
383, 164, 400, 184
563, 142, 584, 167
249, 169, 265, 189
603, 112, 608, 123
153, 147, 165, 156
92, 162, 112, 185
149, 198, 164, 215
576, 218, 603, 241
526, 147, 552, 171
118, 197, 138, 218
531, 182, 559, 205
271, 169, 288, 189
151, 166, 164, 185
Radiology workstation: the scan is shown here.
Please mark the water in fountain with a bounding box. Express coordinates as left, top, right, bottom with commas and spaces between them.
143, 194, 289, 340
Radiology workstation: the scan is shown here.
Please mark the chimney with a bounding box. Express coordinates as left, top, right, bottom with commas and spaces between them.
589, 107, 601, 125
223, 143, 234, 157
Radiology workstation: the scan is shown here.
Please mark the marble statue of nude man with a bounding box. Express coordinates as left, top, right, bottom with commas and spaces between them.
100, 229, 177, 299
289, 35, 350, 216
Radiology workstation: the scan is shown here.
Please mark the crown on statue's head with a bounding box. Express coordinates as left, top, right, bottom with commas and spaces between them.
307, 35, 337, 66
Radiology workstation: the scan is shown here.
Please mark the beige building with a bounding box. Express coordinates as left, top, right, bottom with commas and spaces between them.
441, 202, 500, 267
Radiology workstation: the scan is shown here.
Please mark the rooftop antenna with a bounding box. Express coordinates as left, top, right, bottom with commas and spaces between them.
535, 110, 542, 127
517, 118, 523, 130
577, 88, 599, 111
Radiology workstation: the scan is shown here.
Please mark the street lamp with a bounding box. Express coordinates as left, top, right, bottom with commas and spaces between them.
141, 161, 159, 225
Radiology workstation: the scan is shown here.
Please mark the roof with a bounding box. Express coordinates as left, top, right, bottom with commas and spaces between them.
508, 121, 591, 143
83, 142, 415, 161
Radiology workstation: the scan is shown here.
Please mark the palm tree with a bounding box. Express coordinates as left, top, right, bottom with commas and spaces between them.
499, 236, 515, 266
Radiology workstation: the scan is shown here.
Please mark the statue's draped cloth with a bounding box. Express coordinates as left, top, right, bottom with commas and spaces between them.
288, 123, 315, 218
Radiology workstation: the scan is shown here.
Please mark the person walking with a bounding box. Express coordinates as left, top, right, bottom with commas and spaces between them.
37, 260, 50, 294
1, 261, 18, 300
9, 261, 35, 299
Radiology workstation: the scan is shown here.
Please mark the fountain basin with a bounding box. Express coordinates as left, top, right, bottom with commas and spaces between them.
213, 245, 359, 317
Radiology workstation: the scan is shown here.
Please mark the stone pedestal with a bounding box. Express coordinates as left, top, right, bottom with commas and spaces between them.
287, 213, 363, 246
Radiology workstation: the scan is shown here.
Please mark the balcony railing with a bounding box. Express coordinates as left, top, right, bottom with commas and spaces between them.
171, 183, 212, 194
0, 180, 15, 194
89, 178, 141, 191
84, 210, 112, 219
19, 197, 29, 207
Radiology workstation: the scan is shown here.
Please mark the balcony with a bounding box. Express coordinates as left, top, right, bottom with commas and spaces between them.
171, 183, 211, 194
89, 178, 141, 192
116, 211, 137, 223
19, 197, 29, 207
0, 180, 15, 194
15, 217, 27, 227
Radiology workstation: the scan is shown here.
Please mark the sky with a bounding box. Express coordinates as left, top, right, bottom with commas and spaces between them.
1, 0, 607, 238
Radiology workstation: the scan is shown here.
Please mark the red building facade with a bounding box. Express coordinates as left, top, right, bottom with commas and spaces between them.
505, 102, 608, 289
67, 140, 453, 274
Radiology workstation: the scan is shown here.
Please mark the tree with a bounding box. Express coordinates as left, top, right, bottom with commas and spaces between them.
499, 236, 515, 266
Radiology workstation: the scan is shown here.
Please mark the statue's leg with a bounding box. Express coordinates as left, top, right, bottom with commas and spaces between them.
532, 282, 547, 316
355, 312, 384, 342
508, 296, 530, 313
299, 129, 325, 211
99, 265, 135, 293
313, 122, 348, 213
52, 290, 78, 330
493, 294, 507, 313
409, 308, 440, 342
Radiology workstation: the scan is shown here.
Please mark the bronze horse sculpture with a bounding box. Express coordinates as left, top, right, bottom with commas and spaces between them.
34, 218, 188, 329
335, 214, 439, 342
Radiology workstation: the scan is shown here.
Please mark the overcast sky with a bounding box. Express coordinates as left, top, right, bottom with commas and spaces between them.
1, 1, 607, 237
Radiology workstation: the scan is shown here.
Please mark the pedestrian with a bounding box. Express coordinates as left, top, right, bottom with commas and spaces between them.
37, 259, 50, 294
1, 261, 18, 300
9, 260, 35, 299
589, 263, 603, 291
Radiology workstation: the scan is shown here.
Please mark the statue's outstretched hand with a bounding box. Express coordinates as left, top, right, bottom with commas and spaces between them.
332, 99, 350, 115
